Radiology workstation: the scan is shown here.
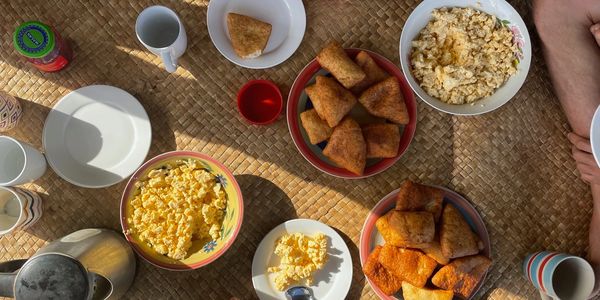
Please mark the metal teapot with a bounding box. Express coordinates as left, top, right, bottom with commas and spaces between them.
0, 228, 135, 300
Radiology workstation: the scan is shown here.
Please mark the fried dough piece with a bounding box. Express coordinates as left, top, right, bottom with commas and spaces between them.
351, 51, 390, 94
395, 180, 444, 222
378, 244, 437, 288
402, 282, 454, 300
359, 77, 409, 124
300, 109, 333, 144
375, 210, 435, 247
419, 235, 450, 265
305, 76, 357, 128
227, 13, 272, 59
440, 204, 481, 259
317, 42, 366, 89
362, 245, 403, 295
362, 123, 400, 158
323, 117, 366, 175
432, 255, 492, 299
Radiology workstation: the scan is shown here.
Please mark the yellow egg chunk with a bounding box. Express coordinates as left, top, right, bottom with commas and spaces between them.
267, 233, 328, 291
128, 159, 227, 260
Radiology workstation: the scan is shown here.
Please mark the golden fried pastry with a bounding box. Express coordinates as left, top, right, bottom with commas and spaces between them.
378, 244, 437, 288
351, 51, 389, 94
300, 109, 333, 144
395, 180, 444, 222
317, 42, 366, 89
440, 204, 482, 259
227, 13, 272, 59
359, 77, 409, 124
431, 255, 492, 298
323, 117, 366, 175
375, 210, 435, 248
419, 235, 450, 265
362, 123, 400, 158
402, 282, 454, 300
362, 245, 403, 295
305, 76, 357, 128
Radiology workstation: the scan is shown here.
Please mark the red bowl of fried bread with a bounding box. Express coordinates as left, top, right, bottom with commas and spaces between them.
359, 180, 492, 299
287, 42, 417, 179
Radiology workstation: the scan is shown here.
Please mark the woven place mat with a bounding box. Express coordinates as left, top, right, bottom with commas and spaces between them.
0, 0, 594, 299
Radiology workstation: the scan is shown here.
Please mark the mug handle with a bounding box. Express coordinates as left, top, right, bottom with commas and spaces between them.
160, 50, 177, 73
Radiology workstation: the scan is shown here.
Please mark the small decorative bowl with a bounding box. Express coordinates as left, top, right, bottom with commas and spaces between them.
0, 92, 22, 132
120, 151, 244, 270
399, 0, 532, 115
237, 80, 283, 125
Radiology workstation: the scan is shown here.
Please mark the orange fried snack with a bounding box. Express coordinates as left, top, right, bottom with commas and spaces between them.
300, 109, 333, 144
359, 77, 409, 124
418, 236, 450, 265
440, 203, 482, 259
362, 123, 400, 158
432, 255, 492, 299
317, 42, 366, 89
305, 76, 357, 128
375, 210, 435, 248
378, 244, 437, 288
395, 180, 444, 222
402, 282, 454, 300
323, 117, 366, 175
351, 50, 389, 94
362, 245, 403, 295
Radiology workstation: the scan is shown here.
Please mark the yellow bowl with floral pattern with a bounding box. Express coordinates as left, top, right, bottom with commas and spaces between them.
120, 151, 243, 270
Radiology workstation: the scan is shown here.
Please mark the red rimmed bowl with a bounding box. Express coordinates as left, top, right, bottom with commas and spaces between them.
359, 186, 491, 299
120, 151, 244, 271
287, 48, 417, 179
237, 80, 283, 125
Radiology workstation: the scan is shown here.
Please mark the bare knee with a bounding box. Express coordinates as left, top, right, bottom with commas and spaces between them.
533, 0, 594, 40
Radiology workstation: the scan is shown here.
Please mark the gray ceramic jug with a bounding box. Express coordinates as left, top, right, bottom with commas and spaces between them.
0, 228, 135, 300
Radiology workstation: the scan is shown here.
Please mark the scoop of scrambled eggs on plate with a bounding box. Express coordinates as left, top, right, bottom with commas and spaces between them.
268, 233, 328, 291
128, 159, 227, 260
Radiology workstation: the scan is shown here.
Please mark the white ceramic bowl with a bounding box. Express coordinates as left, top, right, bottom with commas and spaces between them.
399, 0, 532, 115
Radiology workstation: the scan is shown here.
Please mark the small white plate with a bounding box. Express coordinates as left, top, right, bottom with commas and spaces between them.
43, 85, 152, 188
591, 105, 600, 167
252, 219, 353, 300
207, 0, 306, 69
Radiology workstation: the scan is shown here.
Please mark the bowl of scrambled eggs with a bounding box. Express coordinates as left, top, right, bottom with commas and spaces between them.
399, 0, 531, 115
120, 151, 243, 270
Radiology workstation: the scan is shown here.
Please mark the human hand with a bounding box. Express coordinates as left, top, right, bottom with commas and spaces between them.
592, 24, 600, 47
568, 132, 600, 184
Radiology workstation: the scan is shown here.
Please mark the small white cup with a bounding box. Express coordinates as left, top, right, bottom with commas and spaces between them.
0, 136, 47, 186
135, 5, 187, 73
0, 186, 43, 235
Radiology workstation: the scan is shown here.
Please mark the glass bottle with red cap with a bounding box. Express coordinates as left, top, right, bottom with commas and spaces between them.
13, 21, 73, 72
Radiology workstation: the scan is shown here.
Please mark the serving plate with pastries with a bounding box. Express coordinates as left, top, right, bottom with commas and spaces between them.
359, 180, 492, 299
287, 41, 417, 179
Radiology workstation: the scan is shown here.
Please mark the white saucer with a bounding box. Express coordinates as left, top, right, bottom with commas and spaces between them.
207, 0, 306, 69
43, 85, 152, 188
591, 105, 600, 168
252, 219, 352, 300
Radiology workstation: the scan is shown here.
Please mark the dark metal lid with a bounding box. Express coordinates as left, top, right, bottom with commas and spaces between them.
15, 253, 89, 300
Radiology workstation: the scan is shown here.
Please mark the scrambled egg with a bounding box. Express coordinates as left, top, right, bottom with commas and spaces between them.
128, 159, 227, 260
267, 233, 328, 291
411, 7, 518, 104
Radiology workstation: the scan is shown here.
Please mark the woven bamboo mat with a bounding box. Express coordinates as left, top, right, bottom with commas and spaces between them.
0, 0, 594, 299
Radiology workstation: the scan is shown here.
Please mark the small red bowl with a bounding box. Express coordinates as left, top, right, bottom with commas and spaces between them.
237, 80, 283, 125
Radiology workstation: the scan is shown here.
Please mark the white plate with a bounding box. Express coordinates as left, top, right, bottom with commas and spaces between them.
591, 105, 600, 167
207, 0, 306, 69
399, 0, 532, 115
43, 85, 152, 188
252, 219, 352, 300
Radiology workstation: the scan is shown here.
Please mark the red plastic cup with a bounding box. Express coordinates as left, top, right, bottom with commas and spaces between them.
237, 80, 283, 125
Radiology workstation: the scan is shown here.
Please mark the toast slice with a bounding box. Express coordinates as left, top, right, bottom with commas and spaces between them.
362, 123, 400, 158
375, 210, 435, 248
440, 203, 482, 259
395, 180, 444, 222
351, 50, 389, 94
317, 42, 366, 89
227, 13, 272, 59
402, 282, 454, 300
322, 117, 366, 175
300, 109, 333, 144
359, 77, 409, 124
305, 76, 357, 128
362, 245, 403, 295
378, 244, 438, 288
431, 255, 492, 298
